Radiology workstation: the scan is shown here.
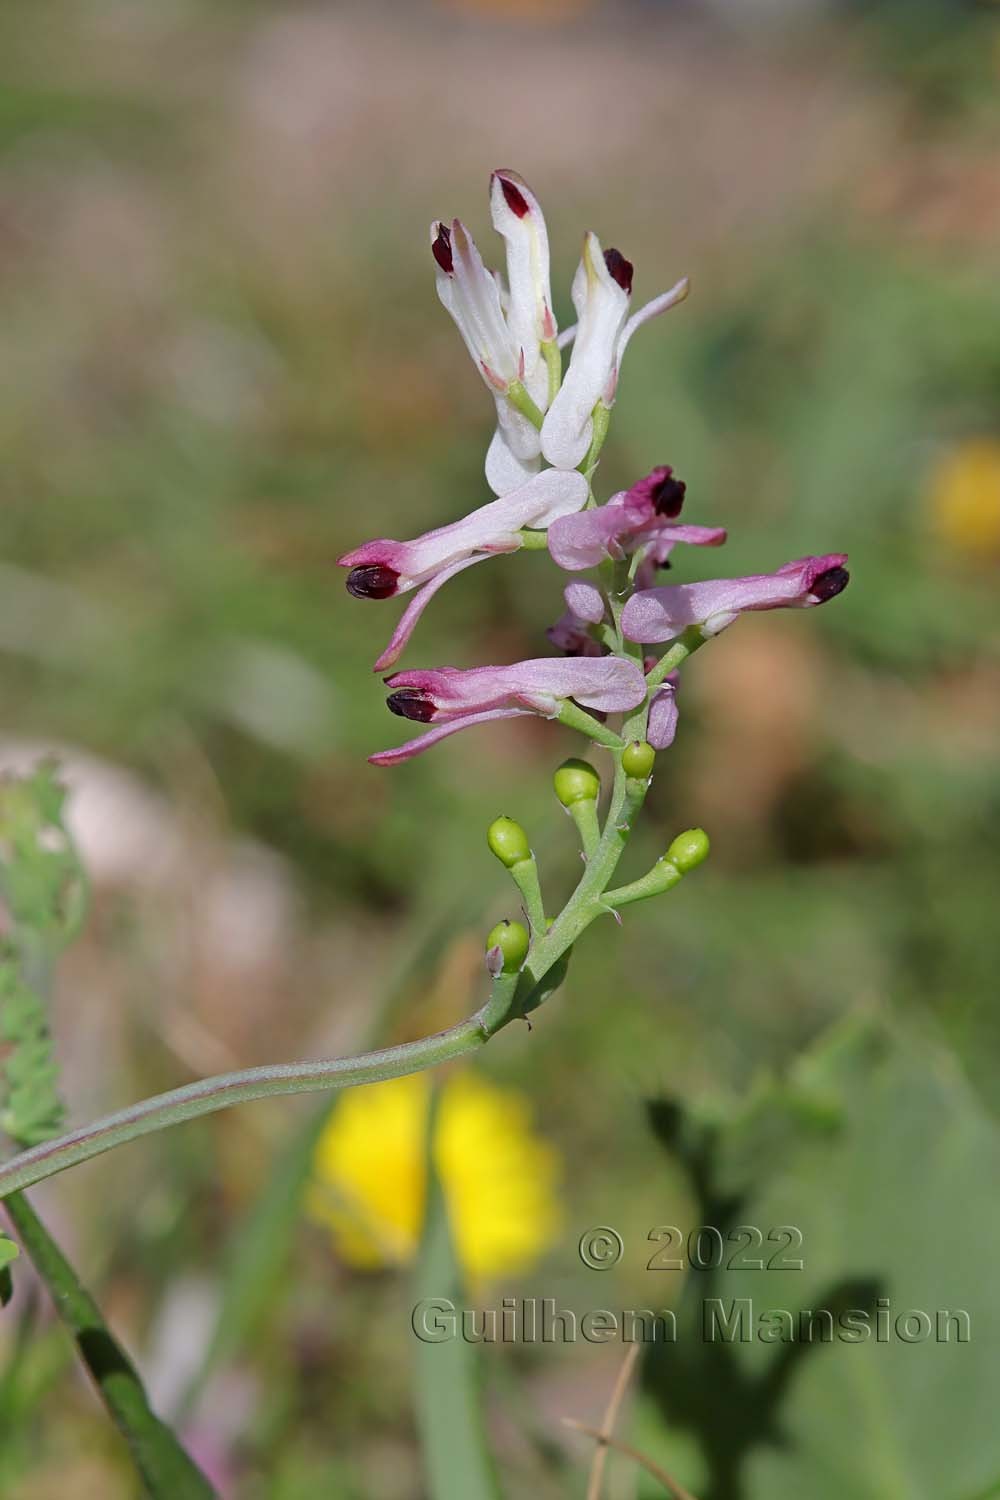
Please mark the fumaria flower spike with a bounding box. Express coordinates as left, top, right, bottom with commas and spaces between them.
0, 168, 857, 1500
541, 235, 689, 471
622, 554, 851, 645
369, 657, 647, 766
339, 468, 588, 669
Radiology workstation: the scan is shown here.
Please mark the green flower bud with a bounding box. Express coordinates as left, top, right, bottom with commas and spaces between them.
485, 918, 530, 973
553, 758, 601, 807
622, 739, 656, 780
487, 816, 531, 869
666, 827, 710, 874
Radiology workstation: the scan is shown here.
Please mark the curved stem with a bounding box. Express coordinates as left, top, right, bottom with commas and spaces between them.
0, 1013, 489, 1201
0, 594, 710, 1203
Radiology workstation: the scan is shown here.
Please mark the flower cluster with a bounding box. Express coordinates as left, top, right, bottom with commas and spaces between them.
340, 170, 849, 768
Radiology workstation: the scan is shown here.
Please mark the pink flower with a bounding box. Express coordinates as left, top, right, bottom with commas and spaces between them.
647, 676, 680, 750
340, 469, 587, 669
370, 657, 647, 766
541, 236, 688, 470
622, 555, 850, 645
547, 466, 727, 572
546, 581, 606, 656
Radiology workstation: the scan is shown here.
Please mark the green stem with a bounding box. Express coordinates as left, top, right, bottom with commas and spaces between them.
3, 1192, 215, 1498
568, 798, 601, 861
645, 627, 705, 689
508, 856, 546, 937
505, 380, 545, 430
580, 401, 612, 480
542, 338, 562, 406
555, 700, 625, 750
0, 1015, 489, 1201
0, 618, 711, 1205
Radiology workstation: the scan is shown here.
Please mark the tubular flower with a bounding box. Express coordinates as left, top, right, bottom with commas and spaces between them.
546, 581, 606, 657
541, 234, 688, 470
622, 554, 850, 645
547, 465, 727, 572
370, 657, 647, 765
489, 170, 554, 388
433, 172, 555, 496
339, 469, 588, 669
647, 675, 680, 750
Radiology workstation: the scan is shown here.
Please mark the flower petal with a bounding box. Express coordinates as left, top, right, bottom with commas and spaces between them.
563, 581, 605, 624
485, 426, 541, 496
372, 556, 488, 673
432, 218, 519, 391
614, 277, 689, 366
622, 554, 850, 644
548, 499, 631, 570
342, 469, 588, 597
385, 656, 647, 718
540, 232, 630, 469
369, 708, 531, 766
490, 170, 555, 375
647, 682, 679, 749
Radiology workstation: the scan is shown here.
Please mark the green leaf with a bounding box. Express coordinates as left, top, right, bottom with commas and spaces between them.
0, 1231, 17, 1308
413, 1095, 501, 1500
4, 1192, 215, 1498
738, 1025, 1000, 1500
644, 1020, 1000, 1500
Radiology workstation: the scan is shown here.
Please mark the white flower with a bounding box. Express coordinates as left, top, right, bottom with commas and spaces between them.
432, 172, 558, 497
541, 231, 688, 470
432, 173, 687, 486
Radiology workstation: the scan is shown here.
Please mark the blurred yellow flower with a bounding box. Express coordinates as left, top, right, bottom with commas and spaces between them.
308, 1070, 562, 1279
930, 438, 1000, 558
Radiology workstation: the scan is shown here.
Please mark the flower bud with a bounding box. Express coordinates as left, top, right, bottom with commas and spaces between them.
666, 827, 710, 874
553, 758, 601, 807
487, 816, 531, 869
485, 918, 530, 973
622, 739, 656, 780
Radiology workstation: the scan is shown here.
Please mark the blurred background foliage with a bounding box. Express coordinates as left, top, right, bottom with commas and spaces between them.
0, 0, 998, 1494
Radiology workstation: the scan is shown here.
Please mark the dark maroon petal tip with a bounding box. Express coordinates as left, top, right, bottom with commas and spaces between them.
810, 566, 850, 603
603, 248, 634, 294
431, 223, 453, 274
651, 474, 686, 517
346, 565, 399, 600
387, 689, 436, 723
497, 174, 530, 219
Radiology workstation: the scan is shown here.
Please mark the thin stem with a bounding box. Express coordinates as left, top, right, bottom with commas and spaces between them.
580, 402, 612, 481
510, 857, 546, 938
586, 1343, 640, 1500
0, 1014, 488, 1200
563, 1418, 700, 1500
4, 1192, 214, 1498
0, 548, 712, 1203
568, 798, 601, 861
518, 527, 549, 551
505, 380, 545, 430
477, 971, 520, 1037
542, 337, 562, 405
645, 627, 705, 690
555, 700, 625, 750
